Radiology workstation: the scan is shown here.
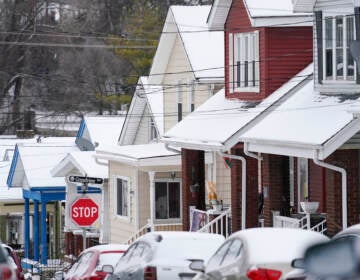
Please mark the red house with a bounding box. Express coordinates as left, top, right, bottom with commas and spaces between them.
163, 0, 315, 232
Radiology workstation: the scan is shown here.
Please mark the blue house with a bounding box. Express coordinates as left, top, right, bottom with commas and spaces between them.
7, 138, 78, 265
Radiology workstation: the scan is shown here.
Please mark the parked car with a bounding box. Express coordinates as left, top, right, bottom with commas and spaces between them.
189, 228, 329, 280
332, 224, 360, 241
0, 243, 16, 280
58, 244, 128, 280
105, 231, 225, 280
1, 244, 24, 280
292, 236, 360, 279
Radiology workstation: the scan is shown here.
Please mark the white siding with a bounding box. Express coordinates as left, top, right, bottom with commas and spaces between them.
315, 0, 354, 11
134, 106, 150, 145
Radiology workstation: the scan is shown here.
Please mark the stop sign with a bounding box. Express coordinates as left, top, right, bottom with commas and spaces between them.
71, 198, 99, 227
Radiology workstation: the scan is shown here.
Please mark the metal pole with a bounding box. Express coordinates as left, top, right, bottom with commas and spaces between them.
83, 229, 86, 251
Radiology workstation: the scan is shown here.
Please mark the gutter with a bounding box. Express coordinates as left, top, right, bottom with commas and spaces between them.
313, 150, 347, 230
218, 151, 246, 230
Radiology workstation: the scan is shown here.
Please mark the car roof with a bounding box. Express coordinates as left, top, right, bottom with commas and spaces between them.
333, 224, 360, 239
82, 244, 129, 254
229, 228, 329, 264
137, 231, 225, 244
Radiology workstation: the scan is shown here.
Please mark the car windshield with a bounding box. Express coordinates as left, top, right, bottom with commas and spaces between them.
99, 252, 125, 267
156, 238, 221, 261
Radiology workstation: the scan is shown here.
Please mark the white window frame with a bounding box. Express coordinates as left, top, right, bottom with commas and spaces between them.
154, 179, 182, 223
114, 176, 131, 220
149, 117, 157, 142
322, 14, 356, 83
229, 31, 260, 93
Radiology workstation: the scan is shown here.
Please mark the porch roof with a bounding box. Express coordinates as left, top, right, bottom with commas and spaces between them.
51, 151, 108, 179
95, 143, 182, 168
161, 64, 313, 151
7, 139, 78, 188
241, 78, 360, 160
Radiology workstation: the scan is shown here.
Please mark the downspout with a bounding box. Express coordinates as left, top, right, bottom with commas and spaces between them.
218, 151, 247, 230
313, 150, 347, 230
244, 142, 263, 161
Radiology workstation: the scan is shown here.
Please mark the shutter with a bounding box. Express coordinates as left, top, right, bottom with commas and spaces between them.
315, 11, 323, 84
355, 7, 360, 83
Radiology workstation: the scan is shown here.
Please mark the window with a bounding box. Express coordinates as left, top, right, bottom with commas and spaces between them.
323, 15, 355, 81
149, 117, 157, 141
155, 181, 180, 220
116, 178, 129, 217
297, 158, 308, 209
206, 240, 232, 271
177, 81, 183, 122
229, 31, 259, 93
188, 81, 195, 112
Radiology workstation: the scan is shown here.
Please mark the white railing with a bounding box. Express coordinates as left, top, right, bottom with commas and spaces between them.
311, 219, 327, 234
125, 223, 150, 245
197, 208, 231, 238
273, 213, 327, 234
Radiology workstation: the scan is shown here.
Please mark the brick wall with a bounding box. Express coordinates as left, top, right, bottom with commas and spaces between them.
181, 149, 205, 231
230, 147, 259, 232
325, 149, 360, 236
309, 161, 325, 212
262, 155, 290, 226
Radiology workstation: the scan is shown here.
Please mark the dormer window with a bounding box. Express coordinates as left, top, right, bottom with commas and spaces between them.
323, 15, 355, 82
229, 31, 259, 93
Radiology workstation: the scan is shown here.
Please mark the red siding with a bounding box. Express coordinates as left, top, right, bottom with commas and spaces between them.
224, 0, 313, 100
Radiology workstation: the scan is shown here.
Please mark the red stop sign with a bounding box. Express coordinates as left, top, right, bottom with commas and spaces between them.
71, 198, 99, 227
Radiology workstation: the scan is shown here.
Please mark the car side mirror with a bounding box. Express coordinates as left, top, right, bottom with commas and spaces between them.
189, 259, 205, 273
291, 258, 305, 269
102, 264, 114, 274
304, 238, 360, 278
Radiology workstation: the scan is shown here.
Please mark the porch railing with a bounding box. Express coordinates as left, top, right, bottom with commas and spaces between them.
197, 208, 231, 238
273, 213, 327, 234
311, 219, 327, 234
124, 222, 183, 245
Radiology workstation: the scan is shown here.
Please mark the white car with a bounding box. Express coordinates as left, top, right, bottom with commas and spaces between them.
190, 228, 329, 280
106, 231, 225, 280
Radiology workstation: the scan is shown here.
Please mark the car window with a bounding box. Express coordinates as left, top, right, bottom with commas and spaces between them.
114, 243, 137, 271
220, 239, 243, 267
67, 252, 94, 277
98, 252, 125, 267
206, 240, 233, 271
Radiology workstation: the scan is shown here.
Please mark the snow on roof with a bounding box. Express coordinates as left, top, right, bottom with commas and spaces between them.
141, 77, 164, 135
231, 228, 328, 264
97, 143, 178, 161
14, 139, 78, 187
170, 6, 224, 79
241, 78, 359, 147
0, 162, 23, 202
52, 151, 108, 179
82, 243, 129, 253
162, 64, 313, 150
83, 116, 126, 147
244, 0, 309, 17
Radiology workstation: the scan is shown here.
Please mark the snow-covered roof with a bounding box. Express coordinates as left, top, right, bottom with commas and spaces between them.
51, 151, 108, 179
81, 116, 126, 148
162, 64, 313, 151
95, 143, 182, 168
142, 77, 164, 135
230, 228, 328, 264
35, 111, 82, 132
171, 6, 224, 79
0, 161, 23, 202
241, 77, 360, 159
8, 138, 78, 188
208, 0, 312, 29
149, 5, 224, 83
82, 244, 129, 253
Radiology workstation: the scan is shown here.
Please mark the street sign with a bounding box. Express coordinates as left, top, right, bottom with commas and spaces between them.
71, 198, 99, 227
68, 175, 103, 185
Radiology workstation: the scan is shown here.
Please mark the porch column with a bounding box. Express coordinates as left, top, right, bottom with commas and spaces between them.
40, 201, 47, 264
181, 149, 205, 231
24, 198, 30, 259
33, 201, 39, 262
148, 171, 155, 231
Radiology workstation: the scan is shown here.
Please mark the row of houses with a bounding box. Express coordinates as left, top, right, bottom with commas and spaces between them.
1, 0, 360, 268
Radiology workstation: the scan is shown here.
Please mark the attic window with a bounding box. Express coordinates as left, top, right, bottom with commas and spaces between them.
229, 31, 259, 93
323, 15, 355, 81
